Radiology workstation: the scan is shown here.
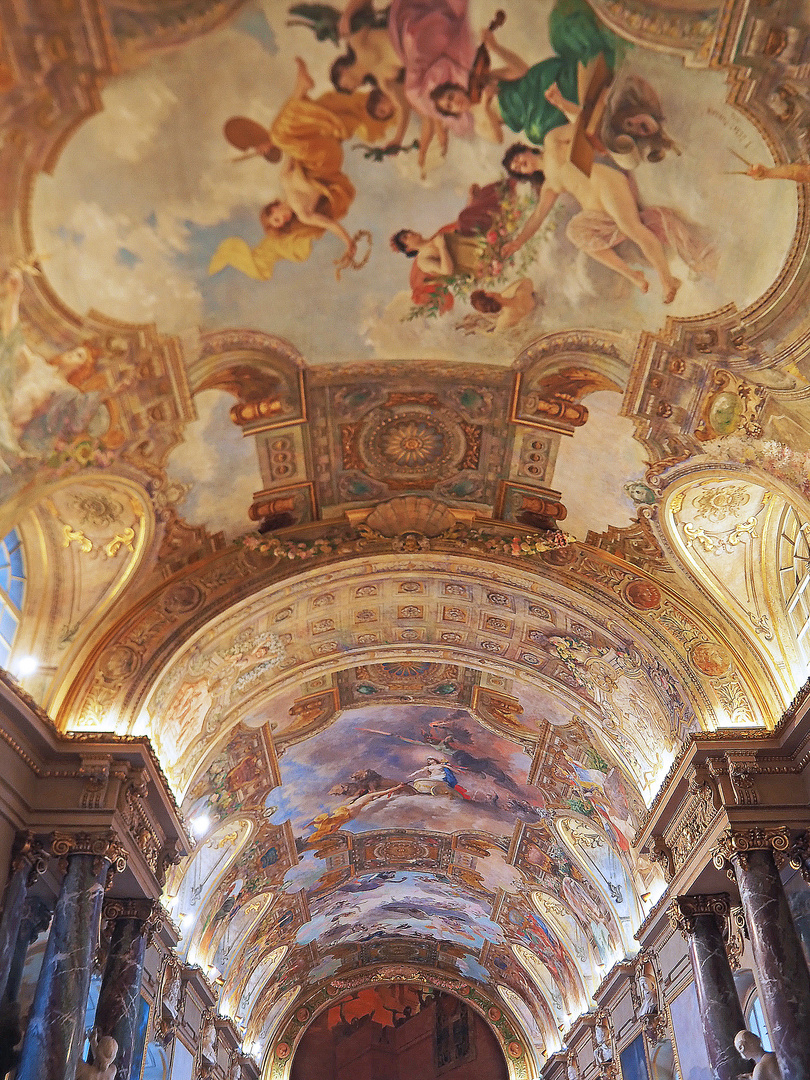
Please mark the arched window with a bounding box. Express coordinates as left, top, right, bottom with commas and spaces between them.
745, 994, 772, 1052
776, 504, 810, 659
0, 529, 25, 668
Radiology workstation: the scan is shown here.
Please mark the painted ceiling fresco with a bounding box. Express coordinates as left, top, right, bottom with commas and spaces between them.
4, 0, 810, 1071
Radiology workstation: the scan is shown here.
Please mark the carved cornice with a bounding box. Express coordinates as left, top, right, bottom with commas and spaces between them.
711, 826, 791, 872
0, 667, 183, 822
668, 893, 730, 938
635, 675, 810, 843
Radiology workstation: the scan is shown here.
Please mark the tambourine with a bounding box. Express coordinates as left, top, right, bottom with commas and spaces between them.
224, 116, 282, 163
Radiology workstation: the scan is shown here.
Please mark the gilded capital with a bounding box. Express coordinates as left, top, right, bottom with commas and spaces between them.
711, 826, 790, 871
49, 830, 129, 877
668, 893, 730, 938
790, 831, 810, 882
10, 830, 49, 883
102, 897, 157, 923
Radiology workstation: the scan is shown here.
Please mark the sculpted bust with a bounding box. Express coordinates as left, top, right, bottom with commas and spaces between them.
735, 1030, 781, 1080
76, 1033, 118, 1080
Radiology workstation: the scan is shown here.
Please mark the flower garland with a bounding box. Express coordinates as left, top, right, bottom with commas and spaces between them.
240, 526, 571, 561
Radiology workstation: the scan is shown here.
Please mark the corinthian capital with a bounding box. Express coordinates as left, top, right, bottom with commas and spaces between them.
50, 830, 129, 878
668, 893, 730, 938
711, 826, 790, 871
10, 831, 49, 884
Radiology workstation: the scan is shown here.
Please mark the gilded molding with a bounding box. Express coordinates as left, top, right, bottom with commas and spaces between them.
634, 674, 810, 842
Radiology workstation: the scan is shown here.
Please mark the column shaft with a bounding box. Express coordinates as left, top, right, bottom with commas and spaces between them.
734, 848, 810, 1080
94, 914, 148, 1079
16, 852, 108, 1080
0, 835, 46, 998
5, 897, 51, 1003
688, 912, 748, 1080
0, 863, 30, 999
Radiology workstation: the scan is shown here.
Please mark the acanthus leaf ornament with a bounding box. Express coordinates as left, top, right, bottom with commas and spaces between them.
49, 830, 128, 879
10, 830, 49, 885
790, 831, 810, 883
668, 894, 731, 939
712, 826, 791, 872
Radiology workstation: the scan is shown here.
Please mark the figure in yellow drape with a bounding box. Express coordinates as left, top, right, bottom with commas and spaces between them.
209, 58, 375, 280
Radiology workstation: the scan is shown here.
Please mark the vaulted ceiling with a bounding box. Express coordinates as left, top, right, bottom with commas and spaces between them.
2, 0, 810, 1071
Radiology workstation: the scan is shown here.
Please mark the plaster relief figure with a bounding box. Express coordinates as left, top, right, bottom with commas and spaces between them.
636, 966, 658, 1019
735, 1030, 782, 1080
593, 1015, 613, 1065
200, 1015, 217, 1061
161, 963, 182, 1017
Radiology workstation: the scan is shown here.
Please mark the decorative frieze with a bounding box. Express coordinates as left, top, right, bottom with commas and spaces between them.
663, 771, 720, 873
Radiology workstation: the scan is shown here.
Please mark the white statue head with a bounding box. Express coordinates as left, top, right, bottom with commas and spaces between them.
735, 1030, 764, 1060
96, 1036, 118, 1067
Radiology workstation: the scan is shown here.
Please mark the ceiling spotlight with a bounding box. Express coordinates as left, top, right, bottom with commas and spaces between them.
16, 656, 38, 676
191, 813, 210, 838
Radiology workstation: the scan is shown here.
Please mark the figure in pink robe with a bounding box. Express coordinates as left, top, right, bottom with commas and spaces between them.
388, 0, 476, 136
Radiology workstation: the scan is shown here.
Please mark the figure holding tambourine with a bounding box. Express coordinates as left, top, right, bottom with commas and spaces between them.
209, 57, 375, 280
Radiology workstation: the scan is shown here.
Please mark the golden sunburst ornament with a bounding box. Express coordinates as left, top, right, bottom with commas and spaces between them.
378, 420, 445, 467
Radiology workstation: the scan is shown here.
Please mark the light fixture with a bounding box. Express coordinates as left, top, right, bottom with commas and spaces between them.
15, 656, 38, 676
190, 813, 210, 838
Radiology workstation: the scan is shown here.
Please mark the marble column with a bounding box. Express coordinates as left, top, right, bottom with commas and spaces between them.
716, 829, 810, 1080
16, 832, 127, 1080
94, 900, 155, 1079
670, 894, 748, 1080
0, 833, 48, 998
4, 895, 51, 1003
